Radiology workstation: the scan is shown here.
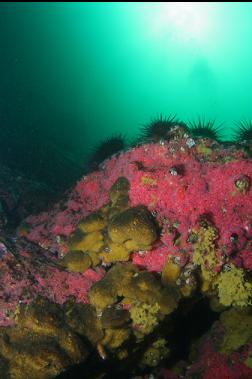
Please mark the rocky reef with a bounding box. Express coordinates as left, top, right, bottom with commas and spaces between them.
0, 125, 252, 378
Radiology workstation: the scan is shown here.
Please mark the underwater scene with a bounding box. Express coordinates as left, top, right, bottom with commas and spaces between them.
1, 2, 252, 378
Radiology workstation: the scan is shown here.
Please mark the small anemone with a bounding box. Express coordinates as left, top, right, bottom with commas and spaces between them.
188, 117, 223, 141
87, 134, 126, 171
139, 114, 186, 143
232, 120, 252, 142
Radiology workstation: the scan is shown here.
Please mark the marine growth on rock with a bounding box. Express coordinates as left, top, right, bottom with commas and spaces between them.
0, 127, 252, 378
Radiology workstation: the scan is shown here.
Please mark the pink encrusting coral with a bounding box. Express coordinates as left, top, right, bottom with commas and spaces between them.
158, 329, 252, 378
34, 266, 105, 304
132, 244, 188, 273
0, 245, 105, 326
240, 246, 252, 270
24, 138, 252, 273
186, 334, 252, 379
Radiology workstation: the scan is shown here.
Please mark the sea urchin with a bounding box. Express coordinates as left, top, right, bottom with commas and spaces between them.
139, 114, 186, 143
188, 117, 223, 141
87, 134, 126, 171
233, 120, 252, 142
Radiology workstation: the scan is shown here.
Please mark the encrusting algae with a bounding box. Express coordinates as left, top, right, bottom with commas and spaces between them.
219, 307, 252, 353
141, 338, 170, 367
214, 264, 252, 307
129, 302, 160, 335
192, 223, 221, 283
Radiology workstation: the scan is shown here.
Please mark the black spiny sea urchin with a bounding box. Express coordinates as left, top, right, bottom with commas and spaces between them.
188, 117, 223, 142
87, 134, 126, 171
233, 120, 252, 142
139, 114, 186, 143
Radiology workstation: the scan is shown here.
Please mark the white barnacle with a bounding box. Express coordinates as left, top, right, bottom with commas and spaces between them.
169, 167, 178, 176
186, 138, 196, 148
115, 303, 123, 310
173, 256, 181, 264
183, 269, 192, 278
101, 262, 112, 268
176, 278, 182, 286
55, 235, 61, 244
185, 277, 196, 286
223, 263, 232, 272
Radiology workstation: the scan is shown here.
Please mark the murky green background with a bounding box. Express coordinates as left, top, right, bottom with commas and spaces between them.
0, 2, 252, 188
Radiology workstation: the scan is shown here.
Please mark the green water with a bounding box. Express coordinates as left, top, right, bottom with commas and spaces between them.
0, 2, 252, 188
